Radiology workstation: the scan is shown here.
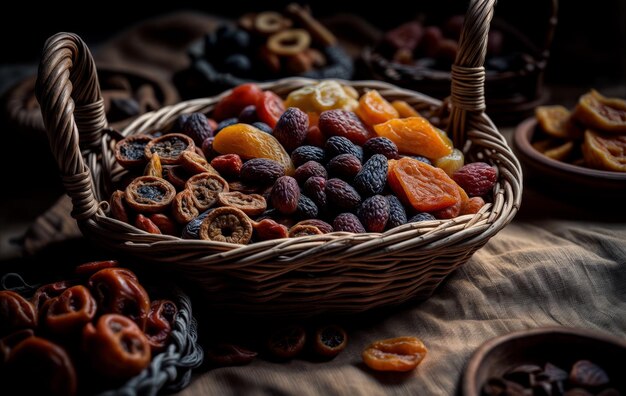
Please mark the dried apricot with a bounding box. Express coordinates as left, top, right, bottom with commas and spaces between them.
362, 336, 427, 372
149, 213, 178, 235
374, 117, 452, 159
199, 206, 253, 244
125, 176, 176, 213
573, 90, 626, 133
180, 150, 218, 175
217, 192, 267, 216
461, 196, 485, 215
273, 107, 309, 152
144, 133, 195, 165
185, 172, 229, 211
535, 105, 582, 139
391, 100, 420, 118
582, 130, 626, 172
144, 152, 162, 178
212, 123, 294, 175
355, 90, 399, 127
135, 214, 162, 234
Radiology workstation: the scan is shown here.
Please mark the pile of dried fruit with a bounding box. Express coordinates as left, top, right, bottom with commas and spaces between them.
110, 80, 497, 244
534, 90, 626, 172
0, 261, 177, 396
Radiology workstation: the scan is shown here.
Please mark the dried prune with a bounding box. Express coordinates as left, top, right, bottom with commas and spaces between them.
325, 178, 361, 212
172, 189, 200, 223
270, 176, 300, 215
313, 325, 347, 359
266, 324, 306, 359
291, 145, 326, 167
181, 210, 212, 239
180, 150, 218, 175
409, 213, 436, 223
240, 158, 286, 186
357, 195, 390, 232
327, 154, 362, 181
295, 195, 318, 219
199, 206, 253, 244
302, 176, 327, 213
363, 137, 399, 161
145, 133, 195, 165
452, 162, 497, 197
353, 154, 388, 196
252, 121, 273, 134
385, 195, 407, 230
325, 136, 363, 162
115, 135, 153, 169
293, 219, 333, 234
210, 154, 243, 179
125, 176, 176, 213
215, 118, 239, 134
294, 161, 327, 184
0, 291, 37, 337
205, 343, 257, 367
288, 224, 323, 237
238, 105, 258, 124
333, 213, 365, 233
362, 336, 427, 372
217, 192, 267, 216
318, 109, 370, 145
109, 190, 131, 223
273, 107, 309, 152
253, 218, 289, 241
149, 213, 179, 235
177, 112, 214, 145
185, 172, 229, 211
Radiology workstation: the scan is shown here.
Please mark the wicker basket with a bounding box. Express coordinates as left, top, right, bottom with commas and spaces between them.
36, 0, 522, 317
0, 273, 203, 396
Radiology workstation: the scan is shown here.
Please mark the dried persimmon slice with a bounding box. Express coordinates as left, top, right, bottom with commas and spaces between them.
125, 176, 176, 213
114, 134, 153, 169
217, 192, 267, 216
199, 206, 253, 244
171, 189, 200, 224
144, 133, 195, 165
185, 173, 229, 211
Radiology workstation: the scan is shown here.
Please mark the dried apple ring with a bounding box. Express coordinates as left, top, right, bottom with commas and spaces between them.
180, 150, 219, 175
172, 189, 200, 223
199, 206, 253, 244
217, 192, 267, 216
185, 172, 229, 211
288, 224, 323, 237
254, 11, 291, 35
144, 133, 195, 165
144, 152, 162, 177
267, 29, 311, 56
125, 176, 176, 213
114, 134, 153, 168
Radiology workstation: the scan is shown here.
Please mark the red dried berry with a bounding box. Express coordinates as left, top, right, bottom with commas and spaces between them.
240, 158, 285, 186
333, 213, 366, 233
295, 195, 318, 219
353, 154, 388, 197
325, 136, 363, 162
273, 107, 309, 152
385, 195, 408, 230
326, 154, 362, 181
357, 195, 390, 232
177, 112, 214, 146
452, 162, 497, 197
325, 178, 361, 212
295, 161, 328, 185
302, 176, 327, 213
270, 176, 301, 214
363, 137, 399, 160
319, 110, 371, 145
211, 154, 243, 179
291, 145, 325, 167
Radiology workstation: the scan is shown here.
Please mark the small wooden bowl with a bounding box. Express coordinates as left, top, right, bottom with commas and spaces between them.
463, 327, 626, 395
513, 117, 626, 198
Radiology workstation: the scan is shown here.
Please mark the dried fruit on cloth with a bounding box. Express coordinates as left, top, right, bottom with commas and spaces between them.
373, 116, 452, 159
582, 130, 626, 172
362, 336, 427, 372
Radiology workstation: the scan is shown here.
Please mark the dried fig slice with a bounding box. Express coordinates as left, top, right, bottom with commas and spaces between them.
288, 224, 323, 237
114, 134, 153, 169
179, 150, 219, 175
144, 152, 162, 177
172, 189, 200, 224
144, 133, 195, 165
109, 190, 131, 223
217, 192, 267, 216
199, 206, 253, 244
582, 129, 626, 172
185, 172, 229, 211
125, 176, 176, 213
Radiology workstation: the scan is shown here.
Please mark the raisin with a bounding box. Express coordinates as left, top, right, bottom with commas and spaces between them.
353, 154, 388, 197
295, 195, 318, 219
333, 213, 365, 233
185, 173, 229, 211
385, 195, 407, 230
325, 178, 361, 212
125, 176, 176, 213
240, 158, 285, 186
115, 135, 153, 169
209, 154, 243, 180
199, 206, 253, 244
325, 136, 363, 163
302, 176, 327, 213
214, 118, 239, 134
363, 137, 399, 161
273, 107, 309, 152
288, 224, 323, 237
270, 176, 300, 215
217, 192, 267, 216
452, 162, 497, 197
326, 154, 362, 181
409, 213, 436, 223
177, 112, 214, 146
135, 214, 162, 234
291, 145, 325, 167
181, 210, 212, 239
252, 122, 273, 134
294, 161, 327, 185
357, 195, 390, 232
145, 133, 195, 165
238, 105, 258, 124
253, 219, 289, 241
362, 336, 427, 372
293, 219, 333, 234
318, 109, 370, 145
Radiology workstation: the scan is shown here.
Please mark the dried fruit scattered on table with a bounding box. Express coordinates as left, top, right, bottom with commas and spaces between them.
291, 145, 325, 167
176, 112, 214, 145
391, 100, 420, 118
125, 176, 176, 213
256, 91, 286, 128
295, 161, 327, 184
270, 176, 300, 215
217, 191, 267, 216
199, 206, 253, 244
325, 178, 362, 212
325, 136, 363, 162
363, 137, 399, 161
354, 154, 388, 196
253, 218, 289, 241
149, 213, 178, 235
185, 172, 229, 211
115, 135, 152, 169
357, 195, 390, 232
582, 130, 626, 172
294, 219, 333, 234
313, 325, 347, 359
172, 189, 200, 224
434, 148, 464, 177
572, 90, 626, 133
318, 109, 371, 145
452, 162, 497, 197
144, 133, 195, 165
211, 154, 243, 179
266, 324, 306, 359
41, 285, 96, 334
285, 81, 358, 114
0, 291, 37, 337
295, 195, 318, 219
213, 83, 264, 121
333, 213, 366, 233
389, 157, 460, 212
179, 150, 216, 175
273, 107, 309, 152
303, 176, 327, 212
362, 336, 427, 372
385, 195, 407, 230
109, 190, 130, 223
205, 343, 257, 366
327, 154, 362, 181
535, 105, 582, 139
355, 90, 399, 126
373, 116, 452, 159
212, 123, 294, 175
288, 224, 323, 237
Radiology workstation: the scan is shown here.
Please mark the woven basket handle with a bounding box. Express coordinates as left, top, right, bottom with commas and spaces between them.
448, 0, 497, 148
36, 32, 107, 221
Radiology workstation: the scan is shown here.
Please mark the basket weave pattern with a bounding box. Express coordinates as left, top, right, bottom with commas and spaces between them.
36, 0, 521, 316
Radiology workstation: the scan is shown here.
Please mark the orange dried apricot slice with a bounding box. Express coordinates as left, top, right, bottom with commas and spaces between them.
374, 117, 453, 159
535, 105, 582, 139
573, 90, 626, 133
362, 336, 427, 372
389, 157, 460, 212
355, 90, 399, 126
582, 130, 626, 172
212, 123, 294, 175
391, 100, 420, 118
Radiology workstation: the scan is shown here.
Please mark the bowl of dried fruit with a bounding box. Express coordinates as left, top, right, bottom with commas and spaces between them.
463, 327, 626, 396
513, 90, 626, 199
35, 0, 521, 317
